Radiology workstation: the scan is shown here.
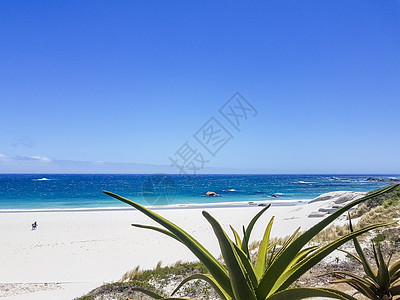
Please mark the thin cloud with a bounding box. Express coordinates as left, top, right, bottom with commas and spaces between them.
0, 154, 11, 161
12, 155, 52, 162
30, 156, 52, 162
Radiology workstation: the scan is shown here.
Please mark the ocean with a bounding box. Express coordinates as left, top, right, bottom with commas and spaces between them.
0, 174, 397, 211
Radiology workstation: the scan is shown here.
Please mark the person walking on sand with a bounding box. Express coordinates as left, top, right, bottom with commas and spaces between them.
31, 221, 37, 230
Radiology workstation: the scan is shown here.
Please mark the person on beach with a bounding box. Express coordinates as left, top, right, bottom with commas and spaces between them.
31, 221, 37, 230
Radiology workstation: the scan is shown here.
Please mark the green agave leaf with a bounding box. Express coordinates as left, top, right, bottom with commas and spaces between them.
131, 224, 181, 242
376, 243, 391, 290
389, 260, 400, 279
336, 248, 363, 265
348, 217, 377, 281
285, 245, 319, 271
254, 216, 274, 280
241, 225, 251, 259
266, 287, 357, 300
256, 183, 399, 300
265, 227, 301, 273
330, 277, 375, 298
341, 279, 380, 300
331, 270, 381, 298
171, 273, 231, 300
272, 221, 393, 295
266, 243, 278, 267
331, 271, 378, 290
390, 269, 400, 283
231, 240, 258, 289
389, 284, 400, 295
276, 227, 300, 257
230, 225, 242, 248
103, 191, 233, 297
241, 205, 271, 257
372, 243, 380, 269
202, 211, 257, 300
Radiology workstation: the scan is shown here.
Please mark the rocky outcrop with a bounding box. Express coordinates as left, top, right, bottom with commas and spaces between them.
310, 191, 366, 204
308, 191, 366, 218
308, 211, 327, 218
205, 191, 220, 197
366, 177, 400, 183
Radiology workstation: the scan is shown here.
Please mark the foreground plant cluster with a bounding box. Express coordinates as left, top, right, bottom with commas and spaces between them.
78, 184, 400, 300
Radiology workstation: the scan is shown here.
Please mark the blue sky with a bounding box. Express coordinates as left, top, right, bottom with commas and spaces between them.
0, 1, 399, 174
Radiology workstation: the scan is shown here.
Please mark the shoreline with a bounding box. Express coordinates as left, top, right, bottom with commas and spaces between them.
0, 198, 310, 214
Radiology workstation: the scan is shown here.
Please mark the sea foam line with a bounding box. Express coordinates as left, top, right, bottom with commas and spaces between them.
0, 199, 311, 213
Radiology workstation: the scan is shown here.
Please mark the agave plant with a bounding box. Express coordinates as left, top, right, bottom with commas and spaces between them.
331, 216, 400, 300
104, 183, 398, 300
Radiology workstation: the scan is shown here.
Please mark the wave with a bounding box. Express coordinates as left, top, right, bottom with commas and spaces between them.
33, 178, 52, 181
0, 198, 313, 213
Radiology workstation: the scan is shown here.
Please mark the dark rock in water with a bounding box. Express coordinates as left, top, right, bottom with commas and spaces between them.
366, 177, 400, 183
258, 203, 268, 206
366, 177, 386, 182
271, 194, 277, 198
205, 191, 221, 197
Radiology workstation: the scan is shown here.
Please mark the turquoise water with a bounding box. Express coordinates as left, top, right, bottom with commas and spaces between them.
0, 174, 397, 210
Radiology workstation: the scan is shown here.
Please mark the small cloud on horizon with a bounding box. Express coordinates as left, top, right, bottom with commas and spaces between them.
0, 153, 11, 161
12, 155, 52, 162
30, 156, 52, 162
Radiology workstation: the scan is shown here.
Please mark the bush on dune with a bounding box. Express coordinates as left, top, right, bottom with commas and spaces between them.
331, 218, 400, 300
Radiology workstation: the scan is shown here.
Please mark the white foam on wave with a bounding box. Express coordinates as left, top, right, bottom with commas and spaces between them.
34, 178, 51, 181
221, 189, 238, 192
0, 198, 312, 213
296, 181, 314, 184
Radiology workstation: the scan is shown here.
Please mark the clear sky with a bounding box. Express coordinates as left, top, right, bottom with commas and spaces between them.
0, 1, 399, 174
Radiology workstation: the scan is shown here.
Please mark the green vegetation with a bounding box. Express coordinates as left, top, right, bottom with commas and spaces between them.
100, 184, 398, 300
331, 219, 400, 300
313, 184, 400, 244
76, 261, 214, 300
351, 185, 400, 218
120, 261, 209, 284
76, 281, 167, 300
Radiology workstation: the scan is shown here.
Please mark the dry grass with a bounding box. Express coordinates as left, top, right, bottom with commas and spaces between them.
312, 224, 350, 243
312, 200, 400, 244
156, 260, 162, 269
356, 204, 400, 229
120, 266, 142, 282
313, 206, 400, 244
349, 203, 369, 219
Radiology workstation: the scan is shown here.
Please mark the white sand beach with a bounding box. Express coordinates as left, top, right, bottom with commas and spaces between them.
0, 192, 363, 299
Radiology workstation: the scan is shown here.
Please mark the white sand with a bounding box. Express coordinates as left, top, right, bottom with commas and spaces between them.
0, 200, 347, 299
